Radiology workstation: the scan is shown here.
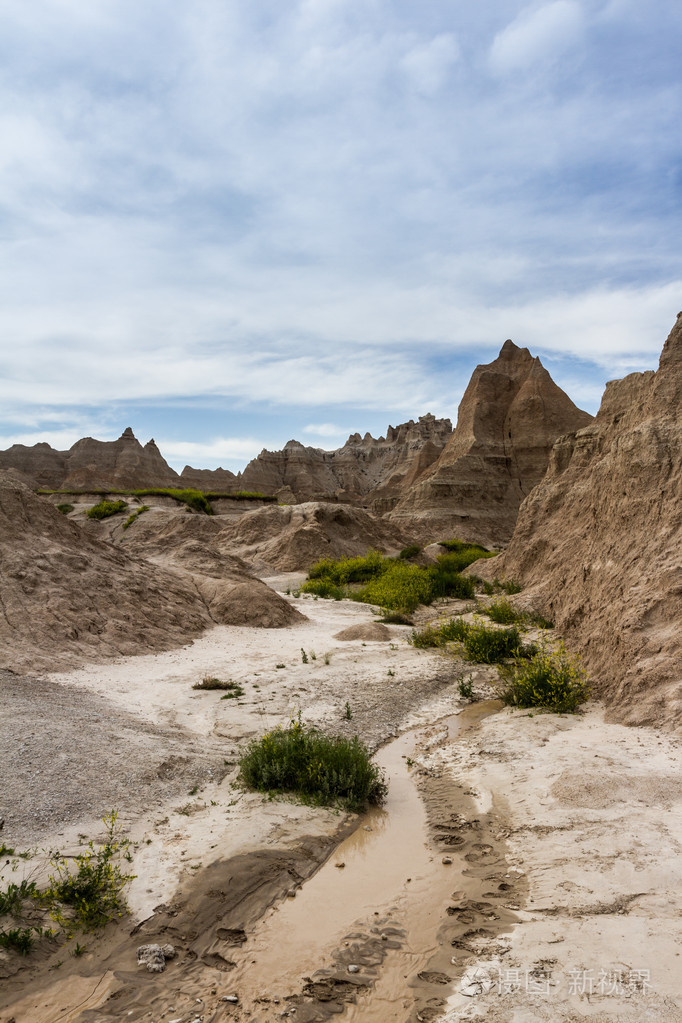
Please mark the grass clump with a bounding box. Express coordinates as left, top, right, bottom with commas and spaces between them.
500, 641, 589, 713
56, 503, 74, 515
0, 927, 34, 955
480, 598, 525, 625
462, 622, 525, 663
42, 812, 135, 932
0, 879, 38, 917
86, 499, 128, 521
122, 505, 149, 530
239, 716, 386, 812
193, 676, 237, 691
497, 578, 523, 595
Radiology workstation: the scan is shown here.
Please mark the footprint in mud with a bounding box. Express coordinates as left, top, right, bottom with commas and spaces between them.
201, 951, 236, 971
216, 927, 247, 945
464, 843, 497, 863
436, 834, 466, 847
417, 970, 452, 985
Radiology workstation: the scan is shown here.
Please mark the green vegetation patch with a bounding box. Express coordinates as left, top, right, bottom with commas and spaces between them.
122, 505, 149, 530
86, 499, 128, 520
437, 540, 496, 572
398, 544, 421, 560
0, 927, 34, 955
410, 616, 534, 664
304, 547, 477, 614
500, 641, 589, 713
239, 716, 387, 812
192, 676, 241, 693
0, 879, 38, 918
56, 503, 74, 515
42, 812, 135, 932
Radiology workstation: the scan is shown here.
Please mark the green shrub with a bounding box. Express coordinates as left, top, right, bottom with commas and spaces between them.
300, 579, 345, 600
500, 642, 589, 713
399, 544, 421, 560
0, 879, 38, 917
42, 812, 135, 932
356, 562, 434, 612
308, 550, 387, 585
239, 716, 386, 812
0, 927, 34, 955
480, 598, 525, 625
56, 503, 74, 515
462, 622, 523, 663
86, 499, 128, 520
409, 616, 469, 648
377, 610, 413, 625
427, 560, 476, 600
435, 543, 495, 573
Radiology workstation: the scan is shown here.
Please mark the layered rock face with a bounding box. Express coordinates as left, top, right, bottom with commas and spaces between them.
478, 314, 682, 729
0, 474, 302, 672
0, 428, 180, 491
235, 414, 453, 503
389, 341, 592, 546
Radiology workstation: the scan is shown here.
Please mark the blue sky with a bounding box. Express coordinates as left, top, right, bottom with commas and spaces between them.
0, 0, 680, 472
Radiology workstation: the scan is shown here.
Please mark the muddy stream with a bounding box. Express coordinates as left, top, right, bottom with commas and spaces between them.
229, 700, 504, 1021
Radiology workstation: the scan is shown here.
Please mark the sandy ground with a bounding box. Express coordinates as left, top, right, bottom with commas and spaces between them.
428, 706, 682, 1022
1, 586, 681, 1023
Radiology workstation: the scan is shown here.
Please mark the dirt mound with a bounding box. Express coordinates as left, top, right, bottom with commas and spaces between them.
218, 501, 413, 573
475, 314, 682, 729
389, 340, 592, 547
333, 623, 393, 642
0, 476, 302, 672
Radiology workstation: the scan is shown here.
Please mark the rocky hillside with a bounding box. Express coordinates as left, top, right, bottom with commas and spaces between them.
389, 341, 592, 546
232, 414, 453, 504
0, 475, 302, 672
0, 427, 179, 491
476, 314, 682, 729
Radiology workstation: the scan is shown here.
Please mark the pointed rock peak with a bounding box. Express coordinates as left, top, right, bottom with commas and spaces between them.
120, 427, 136, 440
658, 312, 682, 374
145, 438, 158, 448
497, 338, 532, 361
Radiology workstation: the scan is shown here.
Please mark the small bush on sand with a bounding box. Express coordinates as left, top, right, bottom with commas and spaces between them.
500, 641, 589, 713
86, 499, 128, 520
193, 676, 238, 691
409, 616, 468, 649
308, 549, 387, 585
498, 578, 523, 595
42, 812, 135, 932
239, 716, 387, 812
437, 540, 496, 572
56, 503, 74, 515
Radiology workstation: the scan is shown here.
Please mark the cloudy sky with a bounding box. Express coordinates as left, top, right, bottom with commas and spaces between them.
0, 0, 680, 471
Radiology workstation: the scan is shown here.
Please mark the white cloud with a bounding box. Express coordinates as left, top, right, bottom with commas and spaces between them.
156, 437, 274, 468
400, 33, 459, 95
489, 1, 586, 76
302, 423, 347, 437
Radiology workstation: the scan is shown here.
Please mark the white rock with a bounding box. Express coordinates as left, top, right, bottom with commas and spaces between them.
136, 944, 166, 973
460, 966, 493, 997
348, 964, 360, 974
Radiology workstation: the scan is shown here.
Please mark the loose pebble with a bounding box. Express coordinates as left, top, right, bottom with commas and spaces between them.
442, 856, 453, 865
348, 964, 360, 973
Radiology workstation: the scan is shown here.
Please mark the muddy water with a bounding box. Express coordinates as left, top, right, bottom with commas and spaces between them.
230, 701, 502, 1019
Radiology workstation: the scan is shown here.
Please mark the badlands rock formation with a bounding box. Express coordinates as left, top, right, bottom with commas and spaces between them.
477, 314, 682, 729
389, 341, 592, 546
216, 501, 412, 574
0, 427, 179, 491
233, 414, 453, 504
0, 475, 302, 672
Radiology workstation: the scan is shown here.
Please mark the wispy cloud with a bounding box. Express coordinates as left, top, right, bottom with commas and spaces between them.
0, 0, 679, 466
